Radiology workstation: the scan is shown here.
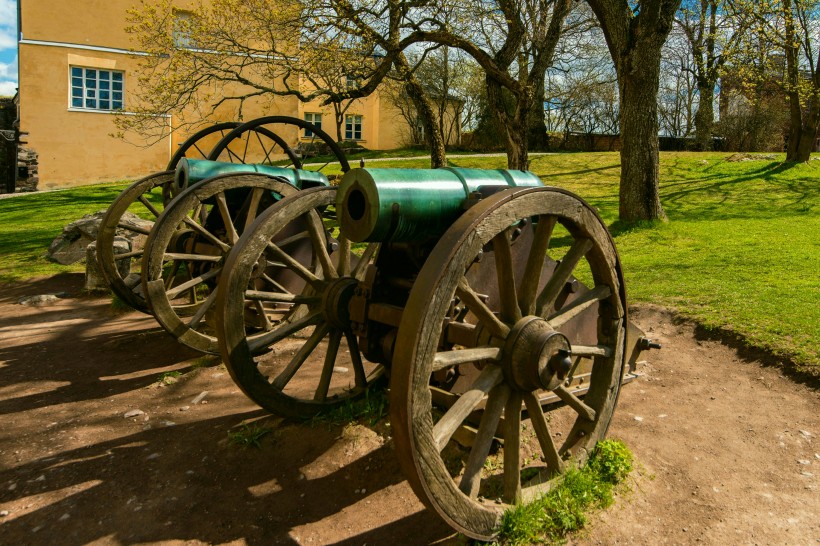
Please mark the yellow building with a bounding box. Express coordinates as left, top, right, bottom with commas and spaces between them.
17, 0, 419, 188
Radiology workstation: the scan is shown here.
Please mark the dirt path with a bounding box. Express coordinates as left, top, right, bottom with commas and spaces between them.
0, 275, 817, 545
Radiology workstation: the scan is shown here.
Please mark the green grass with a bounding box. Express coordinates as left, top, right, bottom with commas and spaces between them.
310, 388, 388, 427
227, 422, 272, 448
495, 439, 633, 545
1, 151, 817, 373
0, 182, 132, 282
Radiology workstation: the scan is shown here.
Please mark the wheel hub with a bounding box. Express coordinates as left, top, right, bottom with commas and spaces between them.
502, 316, 572, 392
321, 277, 358, 330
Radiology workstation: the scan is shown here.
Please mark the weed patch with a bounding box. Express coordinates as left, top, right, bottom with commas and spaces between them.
228, 423, 272, 448
495, 439, 633, 545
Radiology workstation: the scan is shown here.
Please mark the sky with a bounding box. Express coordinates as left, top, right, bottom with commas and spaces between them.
0, 0, 17, 96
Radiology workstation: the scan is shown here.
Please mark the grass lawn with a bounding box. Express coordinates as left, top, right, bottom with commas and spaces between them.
0, 151, 816, 375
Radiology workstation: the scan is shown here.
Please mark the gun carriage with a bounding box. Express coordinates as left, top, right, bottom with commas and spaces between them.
96, 116, 655, 539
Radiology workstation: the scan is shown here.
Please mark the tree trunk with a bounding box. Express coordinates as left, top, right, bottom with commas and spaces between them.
405, 78, 447, 168
528, 78, 549, 151
618, 48, 667, 222
694, 81, 715, 151
785, 98, 820, 162
487, 78, 531, 170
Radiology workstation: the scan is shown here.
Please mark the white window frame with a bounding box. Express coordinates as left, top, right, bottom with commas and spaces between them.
304, 112, 322, 137
345, 114, 363, 141
173, 11, 195, 48
69, 66, 124, 112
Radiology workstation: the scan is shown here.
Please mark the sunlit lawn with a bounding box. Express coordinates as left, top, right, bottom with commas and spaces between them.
0, 151, 816, 374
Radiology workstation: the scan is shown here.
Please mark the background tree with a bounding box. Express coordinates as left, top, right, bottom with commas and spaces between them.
675, 0, 748, 150
658, 30, 697, 138
585, 0, 682, 222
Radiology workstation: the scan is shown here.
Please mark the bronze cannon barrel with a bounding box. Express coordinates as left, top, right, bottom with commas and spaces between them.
336, 167, 543, 242
175, 158, 329, 190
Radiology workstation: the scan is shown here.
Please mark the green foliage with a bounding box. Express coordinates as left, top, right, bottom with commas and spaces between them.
157, 370, 182, 385
227, 423, 272, 448
310, 388, 387, 427
496, 440, 633, 545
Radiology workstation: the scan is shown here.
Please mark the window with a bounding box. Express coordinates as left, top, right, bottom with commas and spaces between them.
304, 113, 322, 137
345, 114, 362, 140
345, 75, 359, 90
173, 11, 195, 48
70, 67, 124, 111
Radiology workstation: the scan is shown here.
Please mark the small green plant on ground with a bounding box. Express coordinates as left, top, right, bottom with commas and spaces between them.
109, 292, 133, 313
228, 423, 272, 448
310, 388, 388, 427
495, 439, 633, 545
156, 370, 182, 385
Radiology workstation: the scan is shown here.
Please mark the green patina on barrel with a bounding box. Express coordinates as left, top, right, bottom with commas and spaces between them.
337, 167, 543, 242
176, 158, 329, 190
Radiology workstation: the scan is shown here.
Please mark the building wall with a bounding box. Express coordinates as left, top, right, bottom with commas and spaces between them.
18, 0, 414, 188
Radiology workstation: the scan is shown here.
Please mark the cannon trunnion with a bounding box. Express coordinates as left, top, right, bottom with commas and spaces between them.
215, 166, 650, 540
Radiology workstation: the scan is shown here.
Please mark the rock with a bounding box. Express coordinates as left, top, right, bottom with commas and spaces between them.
0, 510, 9, 517
18, 294, 62, 306
85, 238, 131, 292
46, 211, 152, 266
146, 452, 161, 460
634, 416, 644, 422
124, 409, 145, 418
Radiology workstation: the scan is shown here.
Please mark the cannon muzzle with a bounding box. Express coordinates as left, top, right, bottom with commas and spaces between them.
337, 167, 543, 242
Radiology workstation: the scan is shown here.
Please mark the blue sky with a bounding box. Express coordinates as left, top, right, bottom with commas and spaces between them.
0, 0, 17, 96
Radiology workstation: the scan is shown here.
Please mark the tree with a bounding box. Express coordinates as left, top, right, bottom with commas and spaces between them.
659, 30, 697, 138
585, 0, 681, 222
675, 0, 748, 150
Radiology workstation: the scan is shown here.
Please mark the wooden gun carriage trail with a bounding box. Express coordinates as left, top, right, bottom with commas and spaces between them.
96, 115, 660, 540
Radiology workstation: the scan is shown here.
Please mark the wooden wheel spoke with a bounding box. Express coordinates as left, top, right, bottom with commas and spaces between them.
455, 278, 510, 339
260, 273, 291, 294
571, 344, 613, 358
523, 392, 565, 474
271, 323, 330, 390
266, 242, 322, 287
351, 243, 379, 280
273, 230, 310, 248
137, 195, 161, 218
345, 331, 368, 389
554, 385, 597, 422
182, 216, 230, 252
243, 187, 265, 232
248, 310, 323, 353
244, 290, 320, 305
254, 131, 276, 164
432, 347, 502, 372
503, 391, 523, 504
536, 237, 593, 318
165, 266, 221, 300
163, 261, 181, 290
518, 216, 556, 316
306, 213, 337, 279
459, 383, 510, 498
492, 230, 521, 323
432, 365, 503, 451
163, 252, 222, 263
215, 192, 240, 244
188, 287, 218, 328
115, 249, 144, 260
547, 285, 611, 329
314, 329, 343, 401
118, 221, 151, 236
252, 299, 272, 331
337, 235, 351, 276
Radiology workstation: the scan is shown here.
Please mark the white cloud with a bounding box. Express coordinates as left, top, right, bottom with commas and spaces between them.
0, 0, 16, 49
0, 80, 17, 96
0, 55, 16, 79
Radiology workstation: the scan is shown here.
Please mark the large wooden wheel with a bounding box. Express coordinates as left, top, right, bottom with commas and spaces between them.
207, 116, 351, 176
390, 187, 627, 540
97, 122, 245, 313
216, 186, 384, 419
141, 173, 300, 353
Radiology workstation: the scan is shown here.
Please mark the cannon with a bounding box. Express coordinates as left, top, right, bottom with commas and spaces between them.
95, 116, 349, 353
214, 166, 653, 540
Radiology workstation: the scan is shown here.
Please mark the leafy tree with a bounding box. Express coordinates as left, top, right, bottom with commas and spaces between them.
732, 0, 820, 161
675, 0, 748, 150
